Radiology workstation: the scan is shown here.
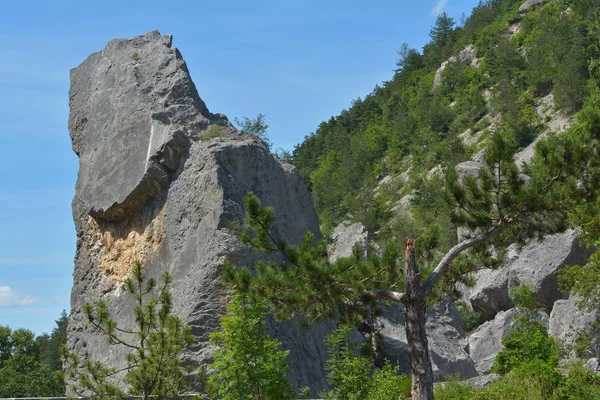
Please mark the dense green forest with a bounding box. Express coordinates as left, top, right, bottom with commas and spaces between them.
292, 0, 599, 237
0, 311, 68, 397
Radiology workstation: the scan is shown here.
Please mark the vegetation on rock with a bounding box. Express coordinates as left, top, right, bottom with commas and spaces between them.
62, 261, 198, 400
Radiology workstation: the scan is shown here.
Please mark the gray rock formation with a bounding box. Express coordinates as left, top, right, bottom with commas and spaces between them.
468, 308, 549, 374
549, 295, 597, 357
67, 31, 331, 393
585, 358, 600, 372
519, 0, 547, 13
328, 223, 478, 380
470, 229, 593, 320
379, 297, 478, 380
433, 45, 480, 89
391, 194, 414, 219
329, 221, 371, 262
455, 159, 485, 181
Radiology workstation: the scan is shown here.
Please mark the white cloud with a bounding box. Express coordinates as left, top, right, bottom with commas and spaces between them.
432, 0, 448, 15
0, 286, 36, 307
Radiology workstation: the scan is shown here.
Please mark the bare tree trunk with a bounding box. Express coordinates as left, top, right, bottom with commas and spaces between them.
402, 239, 434, 400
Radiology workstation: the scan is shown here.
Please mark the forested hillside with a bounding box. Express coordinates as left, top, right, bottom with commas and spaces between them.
292, 0, 599, 236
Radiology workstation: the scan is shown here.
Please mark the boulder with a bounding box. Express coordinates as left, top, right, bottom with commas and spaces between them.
67, 31, 331, 394
469, 264, 514, 322
468, 308, 549, 374
427, 298, 479, 379
470, 229, 594, 320
549, 295, 597, 357
585, 358, 600, 372
329, 221, 371, 261
509, 230, 594, 312
519, 0, 547, 13
379, 297, 478, 380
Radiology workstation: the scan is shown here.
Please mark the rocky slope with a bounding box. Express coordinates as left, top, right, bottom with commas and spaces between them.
330, 218, 595, 379
66, 31, 331, 393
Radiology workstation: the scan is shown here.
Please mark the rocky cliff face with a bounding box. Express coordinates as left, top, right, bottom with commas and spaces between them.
67, 31, 330, 393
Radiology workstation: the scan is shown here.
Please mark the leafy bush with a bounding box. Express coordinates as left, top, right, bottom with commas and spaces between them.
555, 361, 600, 400
323, 324, 412, 400
208, 294, 294, 400
366, 362, 411, 400
456, 301, 482, 333
323, 324, 372, 400
234, 113, 272, 149
493, 286, 562, 376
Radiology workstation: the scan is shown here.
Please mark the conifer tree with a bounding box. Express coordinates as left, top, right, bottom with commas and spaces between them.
224, 118, 600, 399
62, 261, 198, 400
428, 12, 456, 61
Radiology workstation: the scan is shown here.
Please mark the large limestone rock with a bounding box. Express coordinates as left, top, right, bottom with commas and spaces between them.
67, 31, 331, 393
549, 295, 597, 357
379, 298, 478, 380
329, 221, 371, 262
328, 223, 478, 380
519, 0, 547, 13
468, 308, 549, 374
470, 229, 594, 320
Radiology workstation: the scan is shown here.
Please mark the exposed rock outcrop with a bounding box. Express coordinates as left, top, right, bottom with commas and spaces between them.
67, 31, 331, 393
329, 221, 371, 262
519, 0, 547, 13
549, 295, 597, 357
433, 45, 480, 89
329, 224, 478, 380
469, 229, 593, 320
468, 308, 549, 374
378, 297, 478, 379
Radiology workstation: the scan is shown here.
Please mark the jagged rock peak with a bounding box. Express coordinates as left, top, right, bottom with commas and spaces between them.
67, 31, 331, 394
69, 30, 224, 221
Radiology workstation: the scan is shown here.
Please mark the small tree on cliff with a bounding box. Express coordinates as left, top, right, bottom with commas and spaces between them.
223, 119, 600, 400
62, 261, 199, 400
207, 293, 294, 400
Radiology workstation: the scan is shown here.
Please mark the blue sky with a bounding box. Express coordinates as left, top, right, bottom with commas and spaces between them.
0, 0, 481, 334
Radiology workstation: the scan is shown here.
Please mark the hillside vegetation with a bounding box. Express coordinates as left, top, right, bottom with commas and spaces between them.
292, 0, 599, 239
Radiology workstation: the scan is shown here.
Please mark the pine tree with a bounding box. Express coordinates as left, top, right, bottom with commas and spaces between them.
62, 261, 198, 400
428, 12, 456, 62
429, 12, 455, 46
223, 118, 600, 399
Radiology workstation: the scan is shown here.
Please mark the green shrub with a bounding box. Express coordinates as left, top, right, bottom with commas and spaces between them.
208, 294, 294, 400
435, 378, 479, 400
365, 361, 411, 400
556, 361, 600, 400
323, 324, 372, 400
199, 125, 223, 141
456, 301, 483, 333
493, 286, 562, 376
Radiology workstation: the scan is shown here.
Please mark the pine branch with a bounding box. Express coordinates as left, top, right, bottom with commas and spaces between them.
422, 225, 506, 296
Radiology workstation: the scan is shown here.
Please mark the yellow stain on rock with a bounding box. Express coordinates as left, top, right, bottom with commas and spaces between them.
88, 205, 166, 282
